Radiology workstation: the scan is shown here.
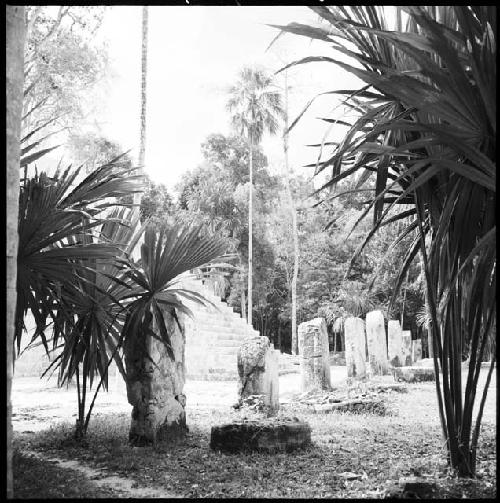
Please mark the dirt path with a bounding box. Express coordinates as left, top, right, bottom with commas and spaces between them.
21, 448, 178, 498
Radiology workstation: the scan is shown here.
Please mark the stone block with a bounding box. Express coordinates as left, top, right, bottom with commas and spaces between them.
237, 336, 279, 411
298, 318, 331, 392
392, 366, 435, 383
387, 320, 403, 367
344, 317, 366, 379
401, 331, 412, 366
210, 419, 311, 453
413, 357, 434, 367
411, 338, 422, 362
365, 311, 389, 375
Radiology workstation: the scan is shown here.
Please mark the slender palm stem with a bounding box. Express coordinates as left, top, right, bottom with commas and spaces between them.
247, 132, 253, 325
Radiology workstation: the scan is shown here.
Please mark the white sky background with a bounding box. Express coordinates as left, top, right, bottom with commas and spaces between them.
67, 6, 365, 193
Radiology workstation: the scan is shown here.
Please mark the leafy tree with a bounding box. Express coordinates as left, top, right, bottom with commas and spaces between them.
227, 66, 284, 325
275, 5, 496, 476
22, 6, 108, 157
66, 132, 130, 173
176, 134, 280, 319
139, 177, 175, 224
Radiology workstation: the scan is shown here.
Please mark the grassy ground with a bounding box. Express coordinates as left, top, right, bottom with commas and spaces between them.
13, 450, 130, 499
13, 374, 496, 499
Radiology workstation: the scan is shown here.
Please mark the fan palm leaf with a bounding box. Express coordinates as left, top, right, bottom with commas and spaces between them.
120, 223, 229, 362
16, 159, 143, 355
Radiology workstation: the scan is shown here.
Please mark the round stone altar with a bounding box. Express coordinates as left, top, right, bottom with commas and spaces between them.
210, 418, 311, 454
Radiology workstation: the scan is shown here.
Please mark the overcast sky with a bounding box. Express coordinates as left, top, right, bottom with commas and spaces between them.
76, 6, 363, 193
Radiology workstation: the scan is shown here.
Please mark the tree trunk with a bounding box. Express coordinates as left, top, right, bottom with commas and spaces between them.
247, 134, 253, 326
125, 307, 187, 445
6, 6, 26, 498
239, 254, 246, 320
283, 70, 299, 355
135, 5, 148, 209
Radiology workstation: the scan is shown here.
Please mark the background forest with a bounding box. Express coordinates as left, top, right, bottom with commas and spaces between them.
18, 6, 432, 358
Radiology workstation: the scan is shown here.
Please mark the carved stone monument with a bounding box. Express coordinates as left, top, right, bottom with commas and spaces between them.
411, 338, 422, 363
387, 320, 404, 367
365, 310, 389, 375
344, 317, 367, 379
237, 336, 279, 412
298, 318, 331, 391
402, 330, 412, 366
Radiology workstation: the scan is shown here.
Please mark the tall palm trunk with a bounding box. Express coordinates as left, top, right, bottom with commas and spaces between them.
125, 307, 187, 445
283, 70, 299, 354
135, 5, 148, 208
6, 5, 26, 497
247, 132, 253, 325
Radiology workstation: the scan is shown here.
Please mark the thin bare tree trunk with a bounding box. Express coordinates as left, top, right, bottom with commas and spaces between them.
283, 70, 299, 355
247, 133, 253, 325
135, 5, 148, 209
6, 6, 26, 497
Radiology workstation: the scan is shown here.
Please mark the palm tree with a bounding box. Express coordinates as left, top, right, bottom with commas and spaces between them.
15, 158, 143, 355
282, 68, 300, 355
120, 224, 228, 445
16, 157, 229, 442
6, 6, 26, 497
137, 5, 148, 204
274, 5, 495, 477
227, 66, 284, 326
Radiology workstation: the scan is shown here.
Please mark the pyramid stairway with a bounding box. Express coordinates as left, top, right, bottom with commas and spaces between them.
15, 277, 299, 384
178, 276, 262, 381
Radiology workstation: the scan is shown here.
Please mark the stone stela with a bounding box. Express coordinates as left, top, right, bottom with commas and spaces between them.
344, 317, 367, 379
366, 310, 390, 376
298, 318, 331, 392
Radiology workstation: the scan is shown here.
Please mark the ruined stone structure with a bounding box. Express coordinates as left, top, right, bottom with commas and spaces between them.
411, 338, 422, 363
178, 277, 261, 381
16, 277, 296, 387
366, 310, 390, 375
344, 317, 367, 379
401, 330, 412, 366
236, 335, 279, 412
210, 418, 311, 453
298, 318, 331, 391
387, 320, 404, 367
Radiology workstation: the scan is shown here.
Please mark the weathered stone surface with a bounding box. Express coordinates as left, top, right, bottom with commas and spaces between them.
210, 419, 311, 453
365, 311, 389, 375
392, 366, 435, 383
313, 398, 386, 415
387, 320, 404, 367
329, 351, 346, 366
401, 331, 412, 366
298, 318, 331, 392
399, 477, 437, 498
344, 317, 367, 379
413, 358, 434, 368
237, 336, 279, 411
124, 308, 187, 445
411, 338, 422, 362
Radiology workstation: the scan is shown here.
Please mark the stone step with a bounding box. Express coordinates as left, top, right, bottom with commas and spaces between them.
197, 326, 259, 338
216, 348, 240, 356
195, 314, 246, 326
214, 333, 249, 342
197, 324, 240, 335
196, 331, 248, 342
215, 339, 242, 348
